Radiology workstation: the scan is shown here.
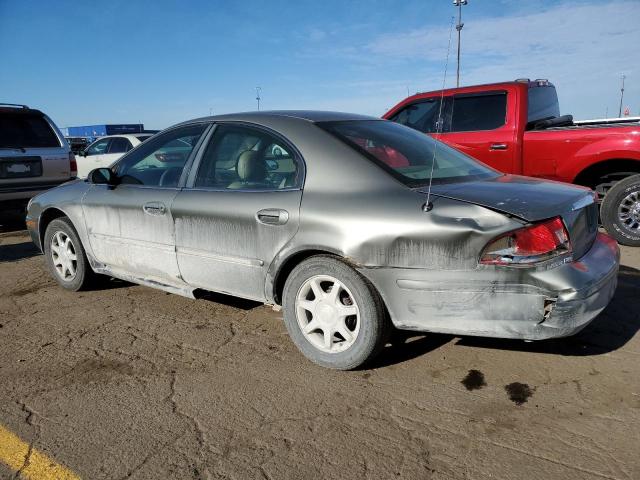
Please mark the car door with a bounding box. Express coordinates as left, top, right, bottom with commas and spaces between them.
78, 137, 111, 178
103, 136, 133, 167
171, 123, 304, 301
81, 123, 209, 284
437, 91, 518, 172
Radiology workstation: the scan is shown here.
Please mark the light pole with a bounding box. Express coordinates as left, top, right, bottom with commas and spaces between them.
256, 87, 262, 111
453, 0, 468, 88
618, 75, 625, 118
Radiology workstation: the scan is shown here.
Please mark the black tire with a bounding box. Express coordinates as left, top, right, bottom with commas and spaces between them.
282, 255, 390, 370
43, 217, 97, 291
600, 174, 640, 246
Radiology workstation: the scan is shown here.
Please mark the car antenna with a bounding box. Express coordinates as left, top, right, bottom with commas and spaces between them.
424, 15, 455, 213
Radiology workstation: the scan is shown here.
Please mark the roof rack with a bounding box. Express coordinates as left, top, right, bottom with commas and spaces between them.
0, 103, 29, 109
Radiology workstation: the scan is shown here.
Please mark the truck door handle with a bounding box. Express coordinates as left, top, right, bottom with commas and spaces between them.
490, 143, 508, 150
143, 202, 166, 216
256, 208, 289, 225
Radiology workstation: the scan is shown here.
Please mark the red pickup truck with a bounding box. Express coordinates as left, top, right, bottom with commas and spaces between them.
383, 79, 640, 246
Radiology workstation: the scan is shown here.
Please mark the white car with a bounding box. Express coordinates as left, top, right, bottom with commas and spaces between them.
76, 134, 153, 178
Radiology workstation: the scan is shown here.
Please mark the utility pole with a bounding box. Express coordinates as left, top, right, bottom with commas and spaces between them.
453, 0, 468, 88
255, 87, 262, 111
618, 75, 625, 118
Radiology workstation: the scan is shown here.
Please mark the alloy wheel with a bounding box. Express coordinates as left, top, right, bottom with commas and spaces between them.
50, 231, 78, 281
617, 190, 640, 233
295, 275, 360, 353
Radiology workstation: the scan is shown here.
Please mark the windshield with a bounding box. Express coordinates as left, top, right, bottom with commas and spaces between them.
319, 120, 498, 187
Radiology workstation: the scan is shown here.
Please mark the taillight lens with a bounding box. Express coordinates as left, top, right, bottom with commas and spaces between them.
480, 216, 571, 266
69, 152, 77, 177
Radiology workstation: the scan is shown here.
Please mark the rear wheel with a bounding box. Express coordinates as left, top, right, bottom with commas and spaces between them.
44, 217, 97, 291
282, 255, 390, 370
600, 174, 640, 246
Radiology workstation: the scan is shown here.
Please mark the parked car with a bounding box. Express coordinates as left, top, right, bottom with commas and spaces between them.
26, 111, 619, 369
0, 103, 76, 210
65, 136, 91, 155
76, 133, 153, 178
384, 79, 640, 246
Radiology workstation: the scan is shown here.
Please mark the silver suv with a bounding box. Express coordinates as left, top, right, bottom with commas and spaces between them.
0, 103, 76, 209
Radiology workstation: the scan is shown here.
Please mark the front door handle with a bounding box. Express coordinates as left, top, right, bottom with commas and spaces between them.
490, 143, 508, 150
256, 208, 289, 225
143, 202, 166, 216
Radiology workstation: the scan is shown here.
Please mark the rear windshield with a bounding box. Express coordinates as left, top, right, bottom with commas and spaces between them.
0, 111, 60, 148
135, 135, 151, 142
527, 86, 560, 124
319, 120, 498, 187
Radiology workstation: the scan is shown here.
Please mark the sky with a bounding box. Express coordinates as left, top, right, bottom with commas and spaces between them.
1, 0, 638, 130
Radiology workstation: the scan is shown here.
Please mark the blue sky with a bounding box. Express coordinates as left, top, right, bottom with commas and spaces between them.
1, 0, 638, 129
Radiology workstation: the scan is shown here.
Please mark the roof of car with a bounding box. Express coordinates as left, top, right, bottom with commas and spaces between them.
182, 110, 379, 126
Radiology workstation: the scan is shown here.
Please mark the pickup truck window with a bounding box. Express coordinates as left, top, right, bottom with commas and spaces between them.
527, 85, 560, 125
450, 92, 507, 132
388, 99, 445, 133
320, 120, 498, 187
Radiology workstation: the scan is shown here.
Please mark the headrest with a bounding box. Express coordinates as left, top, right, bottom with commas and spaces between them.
236, 150, 266, 182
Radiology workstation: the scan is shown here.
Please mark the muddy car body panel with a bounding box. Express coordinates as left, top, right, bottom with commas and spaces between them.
27, 111, 619, 341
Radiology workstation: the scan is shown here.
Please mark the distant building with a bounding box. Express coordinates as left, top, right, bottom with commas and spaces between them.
60, 124, 147, 141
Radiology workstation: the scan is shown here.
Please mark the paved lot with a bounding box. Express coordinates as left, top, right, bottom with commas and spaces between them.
1, 215, 639, 479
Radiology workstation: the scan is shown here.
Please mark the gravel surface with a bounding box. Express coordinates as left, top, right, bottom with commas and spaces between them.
1, 218, 639, 479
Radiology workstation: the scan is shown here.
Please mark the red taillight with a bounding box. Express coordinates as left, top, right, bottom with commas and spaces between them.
480, 216, 571, 266
69, 152, 77, 177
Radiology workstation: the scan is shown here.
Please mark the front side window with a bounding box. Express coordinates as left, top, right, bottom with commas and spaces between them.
112, 124, 206, 187
320, 120, 498, 187
194, 124, 301, 190
450, 92, 507, 132
389, 98, 448, 133
86, 138, 110, 156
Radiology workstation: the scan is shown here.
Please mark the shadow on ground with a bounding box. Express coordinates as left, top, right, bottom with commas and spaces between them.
0, 240, 38, 262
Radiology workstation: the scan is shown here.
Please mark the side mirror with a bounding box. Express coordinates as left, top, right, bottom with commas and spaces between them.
79, 150, 87, 157
88, 168, 116, 185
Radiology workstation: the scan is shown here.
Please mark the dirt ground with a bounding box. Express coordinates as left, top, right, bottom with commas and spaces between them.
1, 214, 639, 480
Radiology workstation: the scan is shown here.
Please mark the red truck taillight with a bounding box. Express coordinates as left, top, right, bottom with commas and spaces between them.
480, 217, 572, 266
69, 152, 77, 177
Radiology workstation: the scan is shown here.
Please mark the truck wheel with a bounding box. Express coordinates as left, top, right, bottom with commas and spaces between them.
600, 174, 640, 247
282, 255, 390, 370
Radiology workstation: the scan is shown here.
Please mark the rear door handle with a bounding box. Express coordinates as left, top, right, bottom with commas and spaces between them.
143, 202, 166, 216
490, 143, 508, 150
256, 208, 289, 225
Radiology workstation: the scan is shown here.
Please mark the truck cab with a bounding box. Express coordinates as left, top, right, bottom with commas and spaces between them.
384, 79, 640, 246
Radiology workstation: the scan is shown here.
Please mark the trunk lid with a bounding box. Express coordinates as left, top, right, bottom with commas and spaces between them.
422, 174, 599, 259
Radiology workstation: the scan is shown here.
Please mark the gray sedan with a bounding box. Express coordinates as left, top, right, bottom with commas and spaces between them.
26, 111, 620, 369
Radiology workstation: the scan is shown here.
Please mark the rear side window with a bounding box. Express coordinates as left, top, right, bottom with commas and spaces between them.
194, 124, 301, 190
0, 112, 60, 148
527, 86, 560, 124
388, 99, 446, 133
108, 137, 132, 153
450, 93, 507, 132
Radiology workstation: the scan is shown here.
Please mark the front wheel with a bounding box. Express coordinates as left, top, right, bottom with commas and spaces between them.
282, 255, 390, 370
44, 217, 97, 291
600, 174, 640, 247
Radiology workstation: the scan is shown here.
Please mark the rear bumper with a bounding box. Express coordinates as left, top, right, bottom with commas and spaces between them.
0, 180, 71, 202
358, 233, 620, 341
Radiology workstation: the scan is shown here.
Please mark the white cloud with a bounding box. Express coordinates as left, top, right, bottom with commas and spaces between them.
365, 1, 640, 119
